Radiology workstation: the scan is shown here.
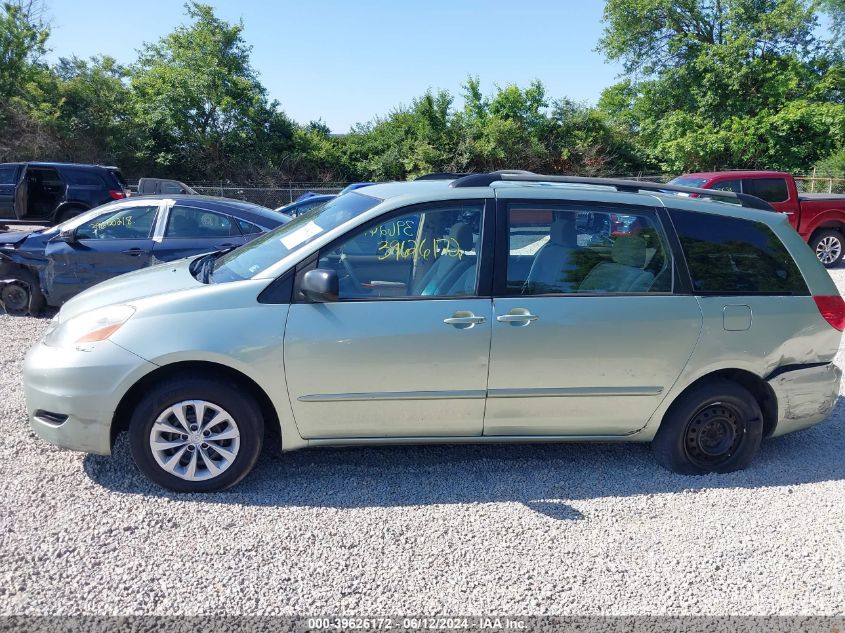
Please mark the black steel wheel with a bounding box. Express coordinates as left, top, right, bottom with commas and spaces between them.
652, 378, 763, 475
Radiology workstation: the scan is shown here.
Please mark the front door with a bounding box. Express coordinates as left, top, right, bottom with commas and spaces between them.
284, 201, 492, 439
485, 200, 702, 436
0, 165, 19, 220
44, 203, 160, 301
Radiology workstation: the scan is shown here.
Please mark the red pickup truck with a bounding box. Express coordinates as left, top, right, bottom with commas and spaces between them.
670, 171, 845, 267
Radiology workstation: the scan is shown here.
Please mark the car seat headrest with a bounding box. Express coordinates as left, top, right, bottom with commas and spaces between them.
449, 222, 473, 250
612, 235, 647, 268
549, 216, 577, 247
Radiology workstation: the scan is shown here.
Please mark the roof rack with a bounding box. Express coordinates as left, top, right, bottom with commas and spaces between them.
449, 171, 775, 211
415, 172, 470, 181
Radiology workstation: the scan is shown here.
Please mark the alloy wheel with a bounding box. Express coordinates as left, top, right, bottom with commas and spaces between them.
149, 400, 241, 482
816, 236, 842, 265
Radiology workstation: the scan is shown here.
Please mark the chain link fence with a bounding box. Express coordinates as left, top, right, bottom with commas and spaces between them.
182, 182, 346, 209
794, 176, 845, 194
127, 174, 845, 209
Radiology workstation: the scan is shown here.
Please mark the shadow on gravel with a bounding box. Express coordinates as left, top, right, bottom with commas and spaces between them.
83, 399, 845, 521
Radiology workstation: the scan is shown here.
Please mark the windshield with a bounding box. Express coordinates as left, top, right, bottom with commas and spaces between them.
211, 192, 381, 282
668, 176, 709, 188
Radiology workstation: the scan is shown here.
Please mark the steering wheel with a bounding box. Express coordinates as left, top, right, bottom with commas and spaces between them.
338, 252, 365, 291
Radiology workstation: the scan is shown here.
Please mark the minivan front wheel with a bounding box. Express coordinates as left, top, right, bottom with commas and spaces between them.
652, 379, 763, 475
128, 378, 264, 492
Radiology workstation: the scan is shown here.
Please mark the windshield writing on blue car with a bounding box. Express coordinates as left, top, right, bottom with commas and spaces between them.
210, 192, 381, 283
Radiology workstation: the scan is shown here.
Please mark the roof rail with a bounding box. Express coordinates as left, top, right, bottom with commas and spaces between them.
414, 172, 471, 181
449, 172, 775, 211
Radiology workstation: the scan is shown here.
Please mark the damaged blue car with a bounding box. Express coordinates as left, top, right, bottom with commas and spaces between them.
0, 195, 288, 315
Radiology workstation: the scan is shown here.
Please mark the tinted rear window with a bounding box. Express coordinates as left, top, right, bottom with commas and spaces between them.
743, 178, 789, 203
670, 210, 807, 295
107, 169, 127, 188
63, 169, 105, 186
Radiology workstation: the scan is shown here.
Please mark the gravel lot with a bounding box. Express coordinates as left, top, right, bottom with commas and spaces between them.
1, 272, 844, 617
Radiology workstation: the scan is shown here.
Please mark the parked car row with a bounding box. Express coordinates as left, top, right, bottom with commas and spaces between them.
21, 172, 844, 492
0, 195, 288, 314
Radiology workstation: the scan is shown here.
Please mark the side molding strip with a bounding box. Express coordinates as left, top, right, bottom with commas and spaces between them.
298, 390, 487, 402
488, 386, 663, 398
299, 386, 662, 402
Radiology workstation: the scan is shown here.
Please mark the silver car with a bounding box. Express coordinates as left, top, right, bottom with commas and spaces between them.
24, 173, 844, 492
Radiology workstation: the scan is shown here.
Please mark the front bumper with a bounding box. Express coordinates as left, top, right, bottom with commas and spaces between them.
24, 339, 157, 455
768, 363, 842, 437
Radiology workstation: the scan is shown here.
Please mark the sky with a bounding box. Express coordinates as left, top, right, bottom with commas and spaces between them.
43, 0, 624, 133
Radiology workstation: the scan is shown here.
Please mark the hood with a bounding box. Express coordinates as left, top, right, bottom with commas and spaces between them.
59, 257, 203, 321
0, 230, 35, 247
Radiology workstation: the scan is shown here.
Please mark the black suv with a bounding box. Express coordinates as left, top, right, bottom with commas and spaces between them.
0, 162, 129, 226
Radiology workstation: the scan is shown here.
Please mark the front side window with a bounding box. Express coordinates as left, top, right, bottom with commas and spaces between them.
743, 178, 789, 203
75, 205, 158, 240
165, 206, 239, 238
506, 204, 672, 295
317, 203, 483, 299
669, 210, 807, 294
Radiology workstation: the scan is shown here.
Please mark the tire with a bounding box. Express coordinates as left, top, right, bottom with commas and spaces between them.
0, 267, 45, 316
652, 379, 763, 475
810, 229, 844, 268
55, 205, 87, 224
128, 377, 264, 492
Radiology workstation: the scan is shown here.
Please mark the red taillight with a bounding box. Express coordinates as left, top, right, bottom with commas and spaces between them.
813, 295, 845, 331
109, 189, 126, 200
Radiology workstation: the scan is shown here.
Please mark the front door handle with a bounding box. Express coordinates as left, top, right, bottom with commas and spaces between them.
122, 248, 145, 256
497, 309, 539, 325
443, 311, 487, 328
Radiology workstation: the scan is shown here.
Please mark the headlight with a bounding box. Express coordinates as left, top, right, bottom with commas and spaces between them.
43, 305, 135, 348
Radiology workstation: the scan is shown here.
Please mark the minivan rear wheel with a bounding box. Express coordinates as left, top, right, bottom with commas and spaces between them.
652, 379, 763, 475
128, 378, 264, 492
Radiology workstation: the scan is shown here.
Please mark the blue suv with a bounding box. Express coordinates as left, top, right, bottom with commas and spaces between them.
0, 162, 129, 226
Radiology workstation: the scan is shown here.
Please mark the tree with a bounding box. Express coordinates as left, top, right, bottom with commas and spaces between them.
597, 0, 845, 173
128, 2, 293, 179
52, 56, 132, 164
0, 0, 49, 100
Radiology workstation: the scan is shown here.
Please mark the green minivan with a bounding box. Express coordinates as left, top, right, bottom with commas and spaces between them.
24, 173, 843, 491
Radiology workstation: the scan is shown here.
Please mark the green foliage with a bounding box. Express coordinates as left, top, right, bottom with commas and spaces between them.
0, 0, 49, 101
815, 147, 845, 176
3, 0, 844, 183
128, 2, 294, 179
598, 0, 845, 173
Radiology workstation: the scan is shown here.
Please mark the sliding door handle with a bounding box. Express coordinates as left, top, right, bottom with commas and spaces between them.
497, 310, 539, 324
444, 311, 486, 328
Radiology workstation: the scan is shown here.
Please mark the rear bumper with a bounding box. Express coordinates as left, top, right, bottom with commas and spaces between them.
768, 363, 841, 437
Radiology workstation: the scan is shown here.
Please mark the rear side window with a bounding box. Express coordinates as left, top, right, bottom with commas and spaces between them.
165, 205, 240, 238
743, 178, 789, 203
237, 219, 263, 235
62, 170, 105, 186
670, 210, 807, 295
0, 166, 17, 185
711, 179, 741, 193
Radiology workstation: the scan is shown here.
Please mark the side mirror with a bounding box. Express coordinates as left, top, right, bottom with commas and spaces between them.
58, 228, 77, 244
301, 269, 339, 303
